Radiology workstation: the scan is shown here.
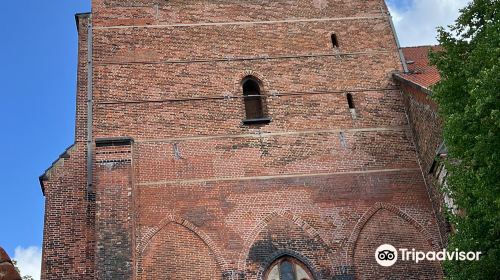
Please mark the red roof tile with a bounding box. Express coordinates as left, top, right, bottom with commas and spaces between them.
399, 46, 441, 89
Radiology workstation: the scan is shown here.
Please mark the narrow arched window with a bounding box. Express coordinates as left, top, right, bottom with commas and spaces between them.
265, 257, 314, 280
331, 33, 339, 48
347, 93, 357, 119
347, 93, 355, 109
242, 76, 270, 124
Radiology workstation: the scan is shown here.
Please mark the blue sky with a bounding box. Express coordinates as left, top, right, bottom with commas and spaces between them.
0, 0, 468, 278
387, 0, 413, 10
0, 0, 90, 278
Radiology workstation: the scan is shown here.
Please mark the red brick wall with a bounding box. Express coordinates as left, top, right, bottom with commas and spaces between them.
41, 1, 445, 279
139, 223, 222, 279
41, 144, 93, 280
399, 82, 450, 245
398, 84, 440, 169
354, 208, 442, 279
244, 214, 333, 279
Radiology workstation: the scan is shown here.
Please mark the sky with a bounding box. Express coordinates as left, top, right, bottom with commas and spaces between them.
0, 0, 469, 279
387, 0, 470, 46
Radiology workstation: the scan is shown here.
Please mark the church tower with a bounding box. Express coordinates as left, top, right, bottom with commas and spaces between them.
40, 1, 443, 279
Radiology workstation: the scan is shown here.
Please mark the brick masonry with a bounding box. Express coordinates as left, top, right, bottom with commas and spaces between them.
40, 1, 445, 279
397, 81, 450, 246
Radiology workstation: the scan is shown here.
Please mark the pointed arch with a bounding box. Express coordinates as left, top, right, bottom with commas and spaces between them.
257, 249, 320, 280
237, 210, 332, 273
136, 214, 227, 272
344, 202, 441, 266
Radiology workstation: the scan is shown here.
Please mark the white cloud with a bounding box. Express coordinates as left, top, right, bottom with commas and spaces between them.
13, 246, 42, 280
387, 0, 471, 46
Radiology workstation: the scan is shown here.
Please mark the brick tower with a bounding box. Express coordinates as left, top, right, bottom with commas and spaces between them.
40, 1, 444, 279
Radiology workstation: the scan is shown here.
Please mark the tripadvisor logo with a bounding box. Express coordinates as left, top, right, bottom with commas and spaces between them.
375, 244, 398, 267
375, 244, 481, 267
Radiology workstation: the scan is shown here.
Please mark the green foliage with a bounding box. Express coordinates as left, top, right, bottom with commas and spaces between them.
430, 0, 500, 278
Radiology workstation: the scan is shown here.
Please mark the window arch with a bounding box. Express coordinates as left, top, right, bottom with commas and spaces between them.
264, 257, 314, 280
242, 76, 270, 124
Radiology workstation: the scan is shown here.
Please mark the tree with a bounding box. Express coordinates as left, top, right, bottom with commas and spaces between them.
430, 0, 500, 279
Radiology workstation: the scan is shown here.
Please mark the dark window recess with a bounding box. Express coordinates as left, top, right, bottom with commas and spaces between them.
331, 33, 339, 48
95, 137, 134, 147
242, 77, 270, 124
347, 93, 355, 109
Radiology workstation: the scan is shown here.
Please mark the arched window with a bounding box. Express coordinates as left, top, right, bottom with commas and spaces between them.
346, 93, 357, 119
264, 257, 314, 280
331, 33, 339, 48
346, 93, 355, 109
242, 76, 270, 124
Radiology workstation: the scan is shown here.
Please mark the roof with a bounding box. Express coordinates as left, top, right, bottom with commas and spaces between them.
75, 12, 91, 32
396, 46, 441, 90
39, 144, 74, 196
0, 246, 22, 280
